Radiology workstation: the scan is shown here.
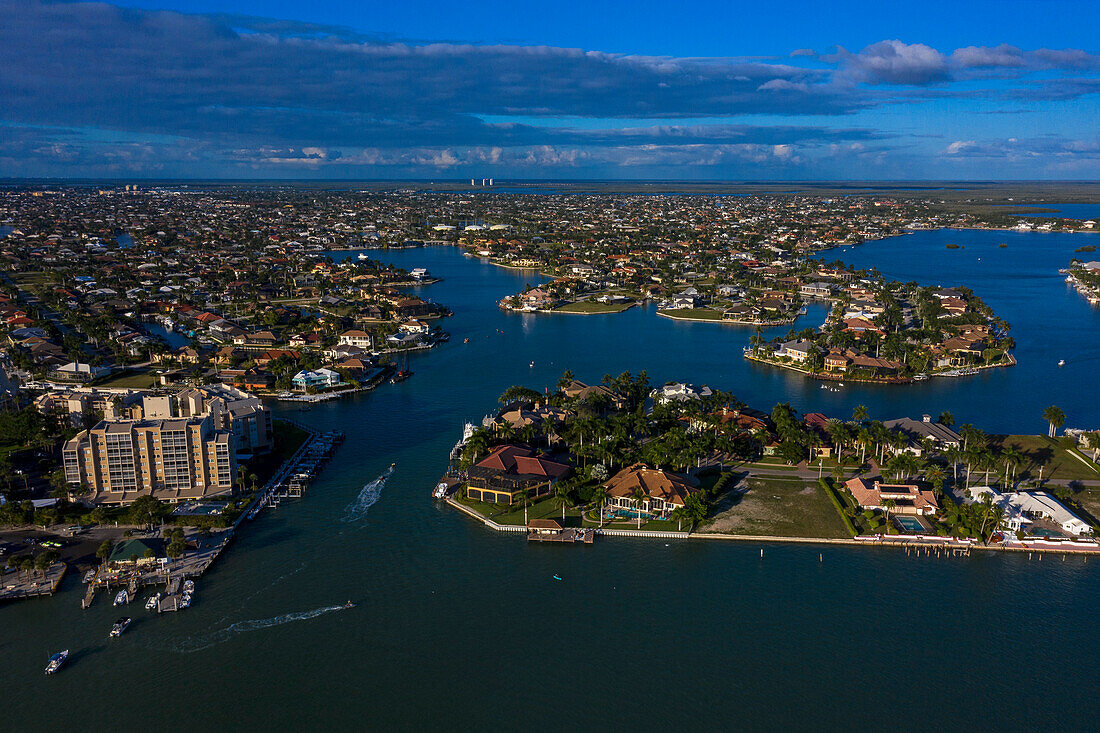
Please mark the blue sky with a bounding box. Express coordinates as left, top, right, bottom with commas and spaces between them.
2, 0, 1100, 179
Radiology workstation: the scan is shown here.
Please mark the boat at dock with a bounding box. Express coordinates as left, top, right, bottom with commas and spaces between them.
82, 569, 96, 584
145, 593, 161, 610
45, 650, 69, 675
110, 617, 131, 637
113, 590, 128, 606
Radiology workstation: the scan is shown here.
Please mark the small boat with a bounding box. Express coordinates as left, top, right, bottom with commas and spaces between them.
145, 593, 161, 610
529, 361, 534, 368
343, 600, 355, 609
182, 580, 195, 593
45, 650, 69, 675
113, 590, 128, 606
110, 617, 131, 637
179, 594, 192, 609
82, 569, 96, 584
357, 253, 369, 260
552, 575, 562, 581
463, 337, 470, 344
1058, 359, 1066, 367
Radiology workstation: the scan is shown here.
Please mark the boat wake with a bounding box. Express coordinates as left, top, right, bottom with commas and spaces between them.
164, 605, 348, 654
340, 465, 394, 523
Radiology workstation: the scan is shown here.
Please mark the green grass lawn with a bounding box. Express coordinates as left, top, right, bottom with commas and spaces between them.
990, 435, 1100, 481
553, 300, 631, 314
93, 369, 158, 389
657, 307, 724, 321
698, 475, 851, 538
455, 491, 692, 532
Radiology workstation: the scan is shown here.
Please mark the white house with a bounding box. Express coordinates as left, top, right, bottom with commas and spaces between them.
777, 339, 817, 362
291, 368, 342, 390
338, 329, 373, 349
1009, 491, 1092, 536
655, 383, 713, 404
967, 487, 1092, 536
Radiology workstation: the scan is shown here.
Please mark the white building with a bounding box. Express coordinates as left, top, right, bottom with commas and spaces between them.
338, 329, 373, 350
291, 368, 342, 390
967, 487, 1092, 536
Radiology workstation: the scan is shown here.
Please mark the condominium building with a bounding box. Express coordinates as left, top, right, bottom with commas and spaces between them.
62, 416, 236, 506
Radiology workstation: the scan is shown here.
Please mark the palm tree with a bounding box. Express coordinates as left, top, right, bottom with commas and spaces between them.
852, 404, 869, 424
938, 411, 955, 428
592, 486, 608, 528
1042, 405, 1066, 438
554, 483, 571, 521
1001, 446, 1024, 486
882, 498, 896, 531
631, 486, 648, 529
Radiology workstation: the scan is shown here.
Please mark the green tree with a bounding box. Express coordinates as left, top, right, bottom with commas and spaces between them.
1042, 405, 1066, 438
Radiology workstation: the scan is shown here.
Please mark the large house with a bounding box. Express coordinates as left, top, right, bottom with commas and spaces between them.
291, 368, 342, 390
968, 487, 1092, 536
465, 445, 570, 504
845, 478, 939, 516
338, 329, 374, 350
883, 416, 962, 456
604, 463, 698, 519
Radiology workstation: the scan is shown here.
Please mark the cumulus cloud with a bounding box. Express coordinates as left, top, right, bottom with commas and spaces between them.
1, 1, 1100, 177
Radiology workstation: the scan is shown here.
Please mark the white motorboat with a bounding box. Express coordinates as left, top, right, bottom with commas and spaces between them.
182, 579, 195, 593
45, 649, 69, 675
145, 593, 161, 610
110, 617, 131, 637
179, 594, 192, 609
1058, 359, 1066, 367
113, 590, 128, 606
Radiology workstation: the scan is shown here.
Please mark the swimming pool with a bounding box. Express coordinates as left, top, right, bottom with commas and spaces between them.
894, 516, 928, 533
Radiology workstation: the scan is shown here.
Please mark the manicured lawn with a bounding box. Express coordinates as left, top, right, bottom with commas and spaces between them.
657, 307, 724, 321
93, 369, 158, 389
455, 492, 692, 532
553, 301, 631, 314
990, 435, 1100, 481
699, 475, 851, 538
454, 493, 582, 525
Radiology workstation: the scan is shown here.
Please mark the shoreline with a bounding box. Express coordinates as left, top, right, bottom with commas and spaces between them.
445, 497, 1099, 555
743, 351, 1017, 384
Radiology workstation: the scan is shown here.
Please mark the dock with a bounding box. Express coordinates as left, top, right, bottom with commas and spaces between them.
242, 423, 343, 521
526, 519, 595, 544
0, 562, 67, 603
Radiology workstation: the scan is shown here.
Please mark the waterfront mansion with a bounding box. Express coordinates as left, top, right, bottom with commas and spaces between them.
845, 478, 940, 516
604, 463, 699, 520
465, 445, 570, 504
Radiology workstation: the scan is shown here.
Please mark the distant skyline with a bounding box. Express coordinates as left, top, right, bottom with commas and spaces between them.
3, 0, 1100, 179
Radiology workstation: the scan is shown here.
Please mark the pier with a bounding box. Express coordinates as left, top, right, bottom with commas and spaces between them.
526, 519, 595, 544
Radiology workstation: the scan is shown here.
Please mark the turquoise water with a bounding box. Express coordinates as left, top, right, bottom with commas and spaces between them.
2, 232, 1099, 730
894, 516, 927, 533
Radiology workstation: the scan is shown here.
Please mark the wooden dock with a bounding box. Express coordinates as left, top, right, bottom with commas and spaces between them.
526, 520, 595, 544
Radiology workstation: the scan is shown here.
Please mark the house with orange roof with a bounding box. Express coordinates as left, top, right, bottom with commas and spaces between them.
465, 445, 571, 505
845, 478, 939, 516
604, 463, 698, 519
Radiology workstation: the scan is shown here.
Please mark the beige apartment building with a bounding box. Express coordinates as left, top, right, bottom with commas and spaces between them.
62, 416, 236, 506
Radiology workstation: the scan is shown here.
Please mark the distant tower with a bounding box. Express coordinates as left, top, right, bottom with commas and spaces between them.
470, 179, 476, 186
481, 178, 488, 187
488, 179, 493, 186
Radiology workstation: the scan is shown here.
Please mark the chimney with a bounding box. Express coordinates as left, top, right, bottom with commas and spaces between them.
922, 414, 931, 423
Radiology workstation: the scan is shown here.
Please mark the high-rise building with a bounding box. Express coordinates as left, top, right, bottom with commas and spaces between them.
62, 415, 236, 506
